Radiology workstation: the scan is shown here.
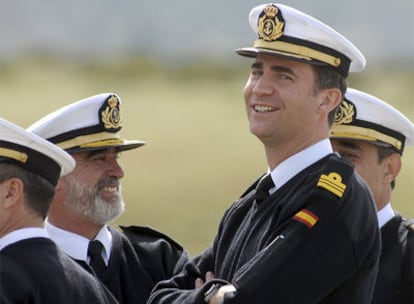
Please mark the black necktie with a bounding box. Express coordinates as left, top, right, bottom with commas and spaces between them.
87, 240, 106, 277
256, 174, 275, 204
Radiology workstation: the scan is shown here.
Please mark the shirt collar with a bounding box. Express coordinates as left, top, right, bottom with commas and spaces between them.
270, 139, 333, 189
377, 203, 394, 228
45, 219, 112, 264
0, 227, 48, 251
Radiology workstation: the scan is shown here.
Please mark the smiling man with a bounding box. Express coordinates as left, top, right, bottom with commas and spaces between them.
148, 3, 380, 304
27, 93, 189, 304
0, 118, 118, 304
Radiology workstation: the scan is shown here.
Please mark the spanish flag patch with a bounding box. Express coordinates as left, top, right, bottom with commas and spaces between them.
293, 209, 319, 228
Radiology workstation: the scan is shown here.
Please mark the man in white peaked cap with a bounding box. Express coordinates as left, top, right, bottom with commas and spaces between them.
149, 3, 380, 304
28, 93, 189, 304
331, 88, 414, 304
0, 118, 118, 304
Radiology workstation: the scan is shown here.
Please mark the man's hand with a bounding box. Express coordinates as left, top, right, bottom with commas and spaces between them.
208, 284, 236, 304
195, 271, 214, 288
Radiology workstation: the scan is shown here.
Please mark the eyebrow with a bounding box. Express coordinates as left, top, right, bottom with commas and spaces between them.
251, 62, 262, 69
84, 149, 116, 159
251, 62, 296, 76
87, 150, 105, 157
335, 140, 362, 151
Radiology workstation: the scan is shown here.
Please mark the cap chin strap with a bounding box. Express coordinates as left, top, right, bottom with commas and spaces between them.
253, 40, 341, 67
330, 125, 403, 152
55, 132, 121, 150
0, 147, 28, 163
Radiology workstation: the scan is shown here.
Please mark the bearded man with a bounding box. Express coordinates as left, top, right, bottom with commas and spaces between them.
27, 93, 189, 304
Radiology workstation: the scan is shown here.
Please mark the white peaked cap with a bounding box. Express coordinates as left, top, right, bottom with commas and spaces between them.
0, 117, 75, 185
236, 3, 366, 77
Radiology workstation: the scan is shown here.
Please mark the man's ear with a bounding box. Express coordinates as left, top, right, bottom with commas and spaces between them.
383, 153, 401, 185
0, 178, 24, 209
320, 88, 342, 113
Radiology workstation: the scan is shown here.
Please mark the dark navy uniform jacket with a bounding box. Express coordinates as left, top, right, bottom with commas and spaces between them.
372, 215, 414, 304
148, 154, 381, 304
75, 226, 189, 304
0, 238, 118, 304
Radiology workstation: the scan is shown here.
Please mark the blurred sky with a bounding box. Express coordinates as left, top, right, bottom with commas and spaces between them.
1, 0, 413, 67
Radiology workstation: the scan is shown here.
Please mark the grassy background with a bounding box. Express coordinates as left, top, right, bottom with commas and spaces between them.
1, 57, 413, 256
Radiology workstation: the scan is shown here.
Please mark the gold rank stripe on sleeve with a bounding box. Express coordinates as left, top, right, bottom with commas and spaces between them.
293, 209, 319, 229
317, 172, 347, 198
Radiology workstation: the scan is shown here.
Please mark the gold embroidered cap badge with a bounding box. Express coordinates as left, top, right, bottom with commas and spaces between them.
100, 95, 122, 131
334, 99, 356, 125
258, 4, 285, 42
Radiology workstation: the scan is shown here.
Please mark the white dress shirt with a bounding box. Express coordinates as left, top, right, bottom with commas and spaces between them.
377, 203, 395, 229
45, 220, 112, 265
0, 227, 48, 251
269, 138, 333, 192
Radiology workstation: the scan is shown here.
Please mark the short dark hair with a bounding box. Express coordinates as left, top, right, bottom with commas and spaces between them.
312, 65, 347, 126
0, 163, 55, 219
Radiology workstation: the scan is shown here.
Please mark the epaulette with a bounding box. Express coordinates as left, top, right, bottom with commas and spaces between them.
119, 225, 184, 250
315, 155, 353, 200
291, 155, 354, 229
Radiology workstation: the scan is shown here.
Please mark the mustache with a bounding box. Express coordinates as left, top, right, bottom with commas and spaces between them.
96, 177, 121, 190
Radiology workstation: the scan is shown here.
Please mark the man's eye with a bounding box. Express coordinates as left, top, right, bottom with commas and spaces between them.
91, 156, 105, 161
341, 152, 357, 159
280, 74, 292, 80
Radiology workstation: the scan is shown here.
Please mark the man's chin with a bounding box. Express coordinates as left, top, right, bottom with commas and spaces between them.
85, 199, 125, 225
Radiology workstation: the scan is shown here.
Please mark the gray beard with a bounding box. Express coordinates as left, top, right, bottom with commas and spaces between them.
62, 175, 125, 225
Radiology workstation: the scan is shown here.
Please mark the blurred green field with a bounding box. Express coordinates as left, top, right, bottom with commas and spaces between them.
1, 57, 413, 256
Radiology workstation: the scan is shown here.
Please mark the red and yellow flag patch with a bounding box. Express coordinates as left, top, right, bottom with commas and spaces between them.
293, 209, 319, 228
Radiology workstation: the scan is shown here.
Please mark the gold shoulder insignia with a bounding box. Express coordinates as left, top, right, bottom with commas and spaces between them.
258, 4, 285, 42
317, 172, 347, 198
334, 98, 356, 125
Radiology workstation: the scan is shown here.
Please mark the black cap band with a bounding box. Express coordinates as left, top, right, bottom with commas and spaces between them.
0, 141, 61, 186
